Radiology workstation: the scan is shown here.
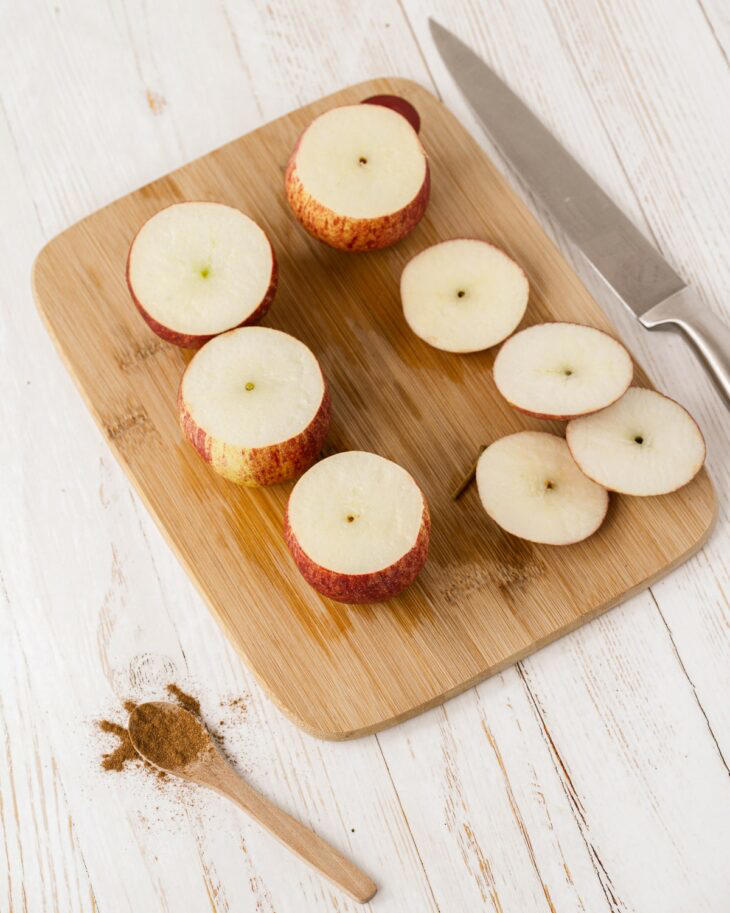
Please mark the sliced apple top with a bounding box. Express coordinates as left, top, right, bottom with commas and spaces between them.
293, 104, 427, 219
180, 326, 326, 449
566, 386, 706, 496
287, 451, 427, 575
127, 202, 275, 339
493, 322, 633, 419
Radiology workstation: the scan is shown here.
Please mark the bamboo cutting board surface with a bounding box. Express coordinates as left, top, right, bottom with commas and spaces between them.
33, 78, 715, 740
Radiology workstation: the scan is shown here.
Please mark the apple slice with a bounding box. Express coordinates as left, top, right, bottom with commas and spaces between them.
400, 239, 529, 352
476, 431, 609, 545
493, 322, 633, 419
566, 386, 705, 495
285, 103, 429, 251
179, 326, 330, 486
285, 451, 430, 603
127, 202, 277, 348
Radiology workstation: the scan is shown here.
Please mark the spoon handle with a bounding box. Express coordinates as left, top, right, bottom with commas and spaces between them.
210, 764, 376, 903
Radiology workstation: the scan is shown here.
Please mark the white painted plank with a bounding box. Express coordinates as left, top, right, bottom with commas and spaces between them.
381, 590, 730, 913
698, 0, 730, 60
0, 595, 96, 913
518, 595, 730, 911
378, 667, 615, 913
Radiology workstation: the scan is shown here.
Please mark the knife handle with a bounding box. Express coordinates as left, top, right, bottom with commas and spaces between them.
641, 287, 730, 408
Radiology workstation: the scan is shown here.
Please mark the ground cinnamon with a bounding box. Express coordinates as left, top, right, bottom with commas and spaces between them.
129, 703, 208, 770
166, 683, 200, 716
99, 720, 139, 772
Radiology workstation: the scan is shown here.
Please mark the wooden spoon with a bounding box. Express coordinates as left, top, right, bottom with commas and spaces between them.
128, 701, 376, 904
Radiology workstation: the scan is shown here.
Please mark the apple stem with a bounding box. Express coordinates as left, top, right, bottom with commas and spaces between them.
451, 445, 487, 501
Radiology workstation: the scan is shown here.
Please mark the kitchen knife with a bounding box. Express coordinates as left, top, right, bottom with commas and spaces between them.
429, 19, 730, 406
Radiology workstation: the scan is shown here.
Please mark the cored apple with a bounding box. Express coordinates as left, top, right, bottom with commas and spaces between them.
566, 386, 705, 495
179, 326, 330, 486
285, 103, 429, 251
127, 201, 277, 348
476, 431, 609, 545
493, 322, 633, 419
285, 451, 430, 603
400, 239, 529, 352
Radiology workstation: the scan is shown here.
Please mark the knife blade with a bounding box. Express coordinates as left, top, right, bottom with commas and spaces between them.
429, 18, 730, 405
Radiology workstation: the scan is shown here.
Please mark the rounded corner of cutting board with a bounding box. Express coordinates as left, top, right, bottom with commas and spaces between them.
31, 235, 59, 321
32, 213, 98, 326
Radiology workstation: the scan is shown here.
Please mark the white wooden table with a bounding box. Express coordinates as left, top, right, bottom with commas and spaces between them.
2, 1, 729, 910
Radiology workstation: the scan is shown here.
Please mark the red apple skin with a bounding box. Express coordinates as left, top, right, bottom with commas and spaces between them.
126, 206, 278, 348
178, 377, 331, 486
361, 95, 421, 133
284, 136, 430, 252
284, 500, 430, 603
492, 322, 633, 420
499, 394, 628, 422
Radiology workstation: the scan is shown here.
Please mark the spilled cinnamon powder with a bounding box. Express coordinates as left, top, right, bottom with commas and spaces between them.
166, 683, 200, 716
99, 720, 138, 772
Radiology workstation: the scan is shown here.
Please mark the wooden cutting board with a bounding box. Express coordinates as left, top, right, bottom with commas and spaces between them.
34, 78, 715, 740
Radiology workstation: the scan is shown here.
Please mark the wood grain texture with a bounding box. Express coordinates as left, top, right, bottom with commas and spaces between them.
3, 0, 730, 910
33, 77, 715, 740
160, 728, 378, 903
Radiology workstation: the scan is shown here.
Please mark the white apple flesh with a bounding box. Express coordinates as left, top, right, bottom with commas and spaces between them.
400, 239, 529, 352
285, 103, 429, 251
179, 326, 330, 486
476, 431, 609, 545
566, 386, 705, 495
493, 322, 633, 419
127, 202, 277, 348
285, 451, 430, 603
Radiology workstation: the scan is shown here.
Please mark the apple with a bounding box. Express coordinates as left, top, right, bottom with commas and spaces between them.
493, 322, 633, 419
179, 326, 330, 486
285, 103, 429, 251
566, 386, 705, 495
476, 431, 609, 545
284, 451, 430, 603
400, 239, 529, 352
127, 201, 277, 348
361, 94, 421, 133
